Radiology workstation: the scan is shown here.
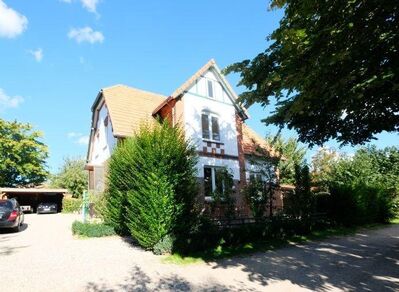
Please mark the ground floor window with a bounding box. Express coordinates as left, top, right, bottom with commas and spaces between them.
249, 171, 263, 182
204, 166, 231, 200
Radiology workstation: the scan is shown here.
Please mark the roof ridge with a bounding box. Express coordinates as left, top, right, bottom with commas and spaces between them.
170, 59, 216, 98
102, 84, 167, 98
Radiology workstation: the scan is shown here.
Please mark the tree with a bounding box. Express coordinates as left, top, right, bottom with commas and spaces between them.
225, 0, 399, 145
244, 155, 279, 218
266, 134, 307, 184
51, 158, 88, 198
311, 147, 340, 190
327, 146, 399, 224
0, 119, 48, 187
105, 121, 198, 253
284, 163, 312, 222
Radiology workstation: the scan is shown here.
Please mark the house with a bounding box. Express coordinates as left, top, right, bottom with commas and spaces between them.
85, 59, 283, 217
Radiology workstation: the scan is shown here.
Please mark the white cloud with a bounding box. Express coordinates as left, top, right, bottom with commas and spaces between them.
68, 27, 104, 44
0, 88, 24, 111
0, 0, 28, 38
77, 135, 89, 145
81, 0, 99, 14
60, 0, 99, 14
67, 132, 81, 138
29, 48, 43, 62
67, 132, 89, 146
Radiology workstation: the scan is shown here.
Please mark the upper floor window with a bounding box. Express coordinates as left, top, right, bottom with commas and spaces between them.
201, 112, 220, 141
207, 80, 214, 98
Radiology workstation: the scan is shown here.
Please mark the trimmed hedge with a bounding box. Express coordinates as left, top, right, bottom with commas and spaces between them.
72, 221, 115, 237
175, 214, 315, 254
62, 197, 82, 213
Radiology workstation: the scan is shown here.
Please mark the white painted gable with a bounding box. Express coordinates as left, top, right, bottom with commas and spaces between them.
186, 68, 234, 105
182, 67, 241, 180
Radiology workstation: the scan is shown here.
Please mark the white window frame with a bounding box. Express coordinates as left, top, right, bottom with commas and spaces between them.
204, 166, 226, 202
207, 79, 214, 98
201, 112, 220, 142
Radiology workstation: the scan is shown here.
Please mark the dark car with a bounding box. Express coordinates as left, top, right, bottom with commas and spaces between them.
37, 202, 58, 214
0, 199, 24, 232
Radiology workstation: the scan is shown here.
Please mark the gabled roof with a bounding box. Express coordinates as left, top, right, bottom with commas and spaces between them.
170, 59, 216, 99
153, 59, 248, 120
242, 124, 280, 158
98, 84, 166, 137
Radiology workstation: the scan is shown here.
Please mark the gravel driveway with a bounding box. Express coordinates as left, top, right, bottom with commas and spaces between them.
1, 214, 399, 291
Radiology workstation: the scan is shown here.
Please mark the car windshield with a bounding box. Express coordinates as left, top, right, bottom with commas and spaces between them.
0, 200, 13, 210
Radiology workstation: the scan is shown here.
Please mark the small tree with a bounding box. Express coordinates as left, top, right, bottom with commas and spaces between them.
0, 119, 48, 187
311, 148, 340, 191
51, 158, 88, 198
284, 164, 312, 221
209, 168, 235, 220
242, 176, 266, 221
244, 155, 279, 219
105, 121, 198, 253
266, 134, 307, 185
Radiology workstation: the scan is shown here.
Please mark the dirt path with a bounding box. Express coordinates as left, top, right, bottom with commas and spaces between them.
1, 214, 398, 291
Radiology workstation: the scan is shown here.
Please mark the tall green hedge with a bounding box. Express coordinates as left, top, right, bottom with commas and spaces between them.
105, 122, 198, 253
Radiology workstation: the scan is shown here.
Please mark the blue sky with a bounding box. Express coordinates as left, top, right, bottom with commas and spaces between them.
0, 0, 397, 172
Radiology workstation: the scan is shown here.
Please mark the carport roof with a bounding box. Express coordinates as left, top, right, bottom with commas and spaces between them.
0, 188, 68, 194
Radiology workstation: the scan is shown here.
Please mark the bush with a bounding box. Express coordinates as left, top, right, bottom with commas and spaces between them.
328, 183, 395, 226
176, 214, 313, 255
72, 220, 115, 237
173, 216, 220, 254
153, 234, 174, 255
105, 122, 198, 253
62, 197, 82, 213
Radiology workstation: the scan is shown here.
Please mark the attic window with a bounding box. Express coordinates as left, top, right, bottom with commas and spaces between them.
104, 116, 109, 127
207, 80, 214, 98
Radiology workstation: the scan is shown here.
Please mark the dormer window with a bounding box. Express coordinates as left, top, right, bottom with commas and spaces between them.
201, 112, 220, 141
207, 80, 214, 98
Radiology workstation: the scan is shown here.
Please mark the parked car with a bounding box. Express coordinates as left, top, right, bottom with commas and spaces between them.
37, 202, 58, 214
0, 199, 24, 232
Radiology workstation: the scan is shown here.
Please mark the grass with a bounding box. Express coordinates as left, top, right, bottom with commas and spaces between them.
390, 217, 399, 224
72, 220, 116, 238
163, 223, 391, 265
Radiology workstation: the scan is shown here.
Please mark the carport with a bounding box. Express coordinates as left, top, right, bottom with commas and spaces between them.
0, 188, 68, 213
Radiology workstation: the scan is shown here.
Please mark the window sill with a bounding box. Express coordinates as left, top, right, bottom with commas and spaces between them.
202, 139, 224, 145
204, 196, 229, 203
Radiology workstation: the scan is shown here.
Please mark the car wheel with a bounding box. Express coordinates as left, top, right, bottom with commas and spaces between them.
13, 222, 21, 233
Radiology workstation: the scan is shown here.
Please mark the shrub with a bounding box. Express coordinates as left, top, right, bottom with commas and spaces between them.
242, 177, 267, 220
105, 121, 198, 253
173, 215, 220, 254
153, 234, 174, 255
62, 197, 82, 213
328, 183, 395, 226
72, 221, 115, 237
